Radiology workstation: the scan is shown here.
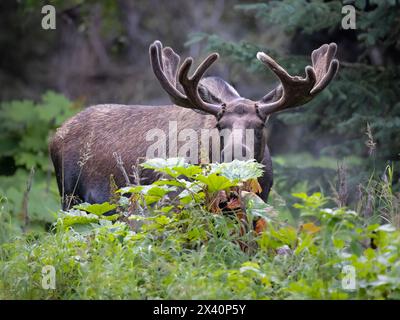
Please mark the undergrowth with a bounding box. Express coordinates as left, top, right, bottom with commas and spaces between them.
0, 159, 399, 299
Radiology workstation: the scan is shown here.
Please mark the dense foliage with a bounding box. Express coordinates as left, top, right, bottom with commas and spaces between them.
1, 159, 400, 299
0, 93, 81, 234
0, 1, 399, 300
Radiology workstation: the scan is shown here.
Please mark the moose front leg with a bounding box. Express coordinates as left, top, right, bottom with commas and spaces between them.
258, 144, 273, 202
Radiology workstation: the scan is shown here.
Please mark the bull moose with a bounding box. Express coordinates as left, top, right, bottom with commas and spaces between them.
49, 40, 339, 209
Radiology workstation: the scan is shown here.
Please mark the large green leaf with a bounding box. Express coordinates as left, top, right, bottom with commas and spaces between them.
195, 173, 237, 193
210, 159, 264, 181
241, 191, 274, 221
74, 202, 117, 216
141, 157, 188, 170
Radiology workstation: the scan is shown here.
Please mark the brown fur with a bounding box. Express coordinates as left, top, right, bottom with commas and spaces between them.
49, 104, 218, 208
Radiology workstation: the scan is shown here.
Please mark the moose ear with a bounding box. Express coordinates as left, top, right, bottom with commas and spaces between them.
198, 76, 241, 105
258, 85, 283, 105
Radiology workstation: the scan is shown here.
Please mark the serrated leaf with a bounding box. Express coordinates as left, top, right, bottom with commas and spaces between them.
196, 173, 237, 193
241, 191, 274, 220
141, 157, 188, 170
211, 159, 264, 181
73, 202, 117, 216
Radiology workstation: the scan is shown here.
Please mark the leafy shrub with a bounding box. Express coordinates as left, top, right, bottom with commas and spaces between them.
0, 92, 80, 235
1, 159, 399, 299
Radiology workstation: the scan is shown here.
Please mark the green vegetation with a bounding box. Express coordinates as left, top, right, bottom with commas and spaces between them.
189, 0, 400, 195
1, 159, 400, 299
0, 92, 81, 235
1, 0, 399, 300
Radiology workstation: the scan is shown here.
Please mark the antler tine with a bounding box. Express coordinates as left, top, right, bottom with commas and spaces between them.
178, 53, 221, 116
256, 52, 294, 84
149, 41, 189, 107
310, 43, 339, 95
150, 40, 222, 115
256, 43, 339, 117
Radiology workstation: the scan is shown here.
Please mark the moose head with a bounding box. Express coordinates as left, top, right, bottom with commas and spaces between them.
150, 40, 339, 163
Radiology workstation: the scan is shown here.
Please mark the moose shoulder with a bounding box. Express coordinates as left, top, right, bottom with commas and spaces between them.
49, 40, 339, 209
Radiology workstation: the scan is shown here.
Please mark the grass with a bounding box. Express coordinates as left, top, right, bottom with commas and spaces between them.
0, 159, 400, 300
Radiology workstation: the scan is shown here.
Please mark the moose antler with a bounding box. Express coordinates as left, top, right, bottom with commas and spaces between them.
256, 43, 339, 117
149, 40, 221, 115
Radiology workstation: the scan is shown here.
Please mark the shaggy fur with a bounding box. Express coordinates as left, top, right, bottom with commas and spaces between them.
49, 104, 223, 208
50, 102, 273, 208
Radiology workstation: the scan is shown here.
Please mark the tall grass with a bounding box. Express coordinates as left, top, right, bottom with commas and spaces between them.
1, 160, 400, 299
